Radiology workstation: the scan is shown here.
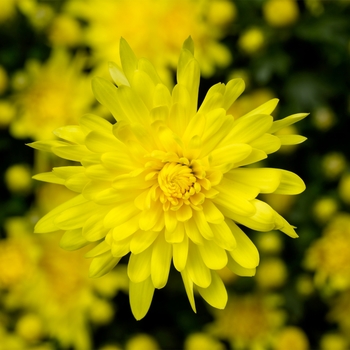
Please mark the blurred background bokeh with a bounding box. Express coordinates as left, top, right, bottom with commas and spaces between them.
0, 0, 349, 349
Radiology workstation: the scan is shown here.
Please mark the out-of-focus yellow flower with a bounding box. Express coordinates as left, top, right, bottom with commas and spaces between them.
18, 0, 54, 30
125, 334, 160, 350
0, 216, 127, 350
0, 65, 9, 94
206, 0, 237, 26
256, 258, 288, 289
0, 100, 16, 128
339, 173, 350, 205
273, 326, 309, 350
4, 164, 32, 194
207, 293, 286, 350
305, 0, 324, 16
10, 49, 95, 140
0, 0, 18, 23
322, 152, 347, 180
328, 291, 350, 340
227, 88, 276, 119
256, 231, 284, 255
304, 213, 350, 292
30, 38, 307, 320
312, 197, 339, 224
263, 0, 299, 27
311, 106, 336, 131
295, 274, 315, 297
238, 27, 265, 55
320, 333, 349, 350
184, 332, 224, 350
47, 14, 82, 47
15, 313, 43, 343
64, 0, 234, 82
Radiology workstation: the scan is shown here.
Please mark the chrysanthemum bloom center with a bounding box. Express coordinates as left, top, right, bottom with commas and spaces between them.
158, 162, 198, 207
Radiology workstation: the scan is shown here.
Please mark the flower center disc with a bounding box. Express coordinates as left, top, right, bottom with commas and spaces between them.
158, 162, 199, 209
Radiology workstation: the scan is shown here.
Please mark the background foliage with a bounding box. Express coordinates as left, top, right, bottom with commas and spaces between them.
0, 0, 349, 349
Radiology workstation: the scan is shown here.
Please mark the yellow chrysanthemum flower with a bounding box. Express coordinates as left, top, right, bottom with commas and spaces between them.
30, 38, 307, 320
10, 48, 95, 140
64, 0, 234, 81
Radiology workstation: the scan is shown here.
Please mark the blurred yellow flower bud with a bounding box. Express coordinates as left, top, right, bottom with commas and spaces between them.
295, 274, 315, 297
256, 258, 288, 289
274, 326, 309, 350
238, 27, 265, 55
322, 152, 347, 180
15, 313, 43, 343
256, 231, 283, 254
89, 299, 114, 325
185, 332, 225, 350
0, 100, 16, 128
312, 107, 336, 131
47, 14, 82, 47
320, 333, 348, 350
207, 0, 237, 26
313, 197, 338, 224
339, 173, 350, 205
125, 334, 160, 350
263, 0, 299, 27
4, 164, 32, 194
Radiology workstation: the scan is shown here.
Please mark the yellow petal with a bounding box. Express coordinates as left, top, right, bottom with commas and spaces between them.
197, 271, 227, 309
108, 61, 130, 86
60, 228, 89, 251
89, 251, 121, 278
54, 200, 100, 230
269, 113, 309, 134
184, 219, 204, 245
227, 168, 281, 194
227, 254, 256, 276
198, 240, 228, 270
181, 269, 196, 313
79, 113, 113, 134
218, 199, 275, 232
222, 78, 245, 110
83, 214, 109, 242
187, 243, 212, 288
225, 114, 273, 144
85, 131, 121, 153
34, 195, 87, 233
173, 235, 189, 271
210, 143, 252, 170
91, 77, 128, 122
176, 204, 193, 222
165, 222, 185, 243
119, 37, 138, 82
151, 234, 172, 289
250, 133, 281, 154
32, 172, 65, 185
202, 200, 225, 224
130, 230, 159, 254
242, 98, 279, 118
278, 134, 307, 145
53, 125, 85, 144
226, 220, 260, 269
192, 210, 214, 240
274, 170, 306, 195
164, 209, 178, 232
110, 236, 131, 257
128, 247, 152, 283
210, 221, 236, 251
85, 240, 111, 258
129, 276, 155, 320
104, 202, 140, 228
